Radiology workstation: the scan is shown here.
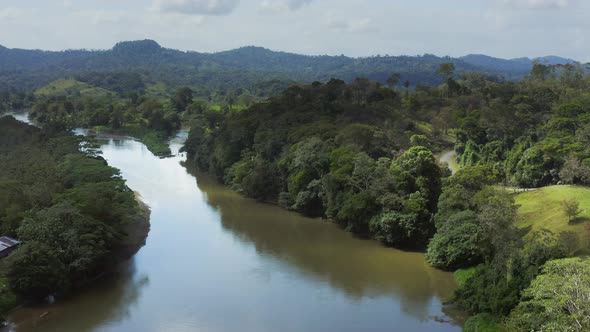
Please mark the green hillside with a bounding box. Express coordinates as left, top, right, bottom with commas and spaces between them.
515, 185, 590, 251
35, 79, 113, 98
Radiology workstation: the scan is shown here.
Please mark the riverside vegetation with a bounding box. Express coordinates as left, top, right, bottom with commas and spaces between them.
2, 49, 590, 330
183, 63, 590, 331
0, 116, 149, 322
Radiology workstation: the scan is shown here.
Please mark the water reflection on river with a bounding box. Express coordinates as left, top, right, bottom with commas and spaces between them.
4, 131, 461, 332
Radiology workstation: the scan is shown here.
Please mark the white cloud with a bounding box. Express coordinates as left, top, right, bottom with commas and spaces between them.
74, 10, 129, 25
327, 17, 375, 33
1, 0, 590, 63
286, 0, 313, 10
502, 0, 577, 9
259, 0, 313, 12
0, 7, 24, 21
153, 0, 239, 15
348, 18, 373, 33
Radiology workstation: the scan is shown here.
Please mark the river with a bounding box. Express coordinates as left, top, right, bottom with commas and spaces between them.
3, 128, 461, 332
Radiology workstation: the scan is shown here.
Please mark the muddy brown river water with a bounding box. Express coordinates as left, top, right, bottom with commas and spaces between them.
3, 129, 461, 332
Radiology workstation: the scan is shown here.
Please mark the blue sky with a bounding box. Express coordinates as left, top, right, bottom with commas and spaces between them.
0, 0, 588, 61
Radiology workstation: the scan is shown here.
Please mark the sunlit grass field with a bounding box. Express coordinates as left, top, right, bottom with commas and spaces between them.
514, 185, 590, 251
35, 79, 112, 98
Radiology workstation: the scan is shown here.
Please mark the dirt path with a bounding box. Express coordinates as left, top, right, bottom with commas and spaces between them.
438, 150, 458, 175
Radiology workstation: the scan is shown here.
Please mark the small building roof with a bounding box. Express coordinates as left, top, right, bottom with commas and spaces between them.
0, 236, 20, 252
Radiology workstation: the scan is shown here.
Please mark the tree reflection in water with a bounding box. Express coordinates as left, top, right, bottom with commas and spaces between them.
5, 259, 149, 332
189, 166, 457, 323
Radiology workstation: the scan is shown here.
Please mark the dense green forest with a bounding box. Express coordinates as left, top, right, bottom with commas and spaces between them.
183, 63, 590, 330
0, 116, 149, 321
0, 40, 578, 96
455, 64, 590, 188
183, 78, 448, 247
184, 62, 590, 218
2, 48, 590, 329
28, 93, 182, 156
0, 91, 34, 113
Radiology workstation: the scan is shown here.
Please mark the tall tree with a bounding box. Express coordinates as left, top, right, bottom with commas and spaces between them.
531, 63, 551, 81
386, 73, 401, 88
437, 63, 455, 79
172, 87, 193, 113
561, 198, 581, 223
507, 257, 590, 332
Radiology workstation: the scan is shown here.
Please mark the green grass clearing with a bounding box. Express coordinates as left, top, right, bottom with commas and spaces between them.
35, 79, 113, 98
514, 185, 590, 252
454, 186, 589, 331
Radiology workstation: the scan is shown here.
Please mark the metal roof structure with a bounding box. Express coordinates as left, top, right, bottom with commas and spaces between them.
0, 236, 20, 255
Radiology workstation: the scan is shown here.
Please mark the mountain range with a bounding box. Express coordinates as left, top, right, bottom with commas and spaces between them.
0, 39, 581, 92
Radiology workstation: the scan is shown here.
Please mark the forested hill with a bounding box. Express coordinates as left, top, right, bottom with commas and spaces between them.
0, 39, 580, 91
459, 54, 577, 75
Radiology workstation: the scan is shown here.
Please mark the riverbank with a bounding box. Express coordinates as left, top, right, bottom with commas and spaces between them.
90, 125, 172, 157
1, 111, 173, 157
2, 127, 462, 332
117, 193, 152, 260
0, 276, 16, 326
0, 193, 150, 329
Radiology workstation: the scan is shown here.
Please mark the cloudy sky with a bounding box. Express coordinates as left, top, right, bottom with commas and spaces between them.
0, 0, 588, 61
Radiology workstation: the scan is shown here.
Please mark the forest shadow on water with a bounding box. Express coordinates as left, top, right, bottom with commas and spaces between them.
186, 164, 460, 325
5, 260, 149, 332
3, 133, 461, 332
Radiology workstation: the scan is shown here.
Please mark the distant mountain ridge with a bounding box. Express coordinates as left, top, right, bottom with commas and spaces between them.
0, 39, 581, 92
459, 54, 578, 75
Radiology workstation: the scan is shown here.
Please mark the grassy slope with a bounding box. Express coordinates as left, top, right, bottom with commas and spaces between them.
514, 185, 590, 251
35, 79, 113, 98
454, 185, 590, 330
